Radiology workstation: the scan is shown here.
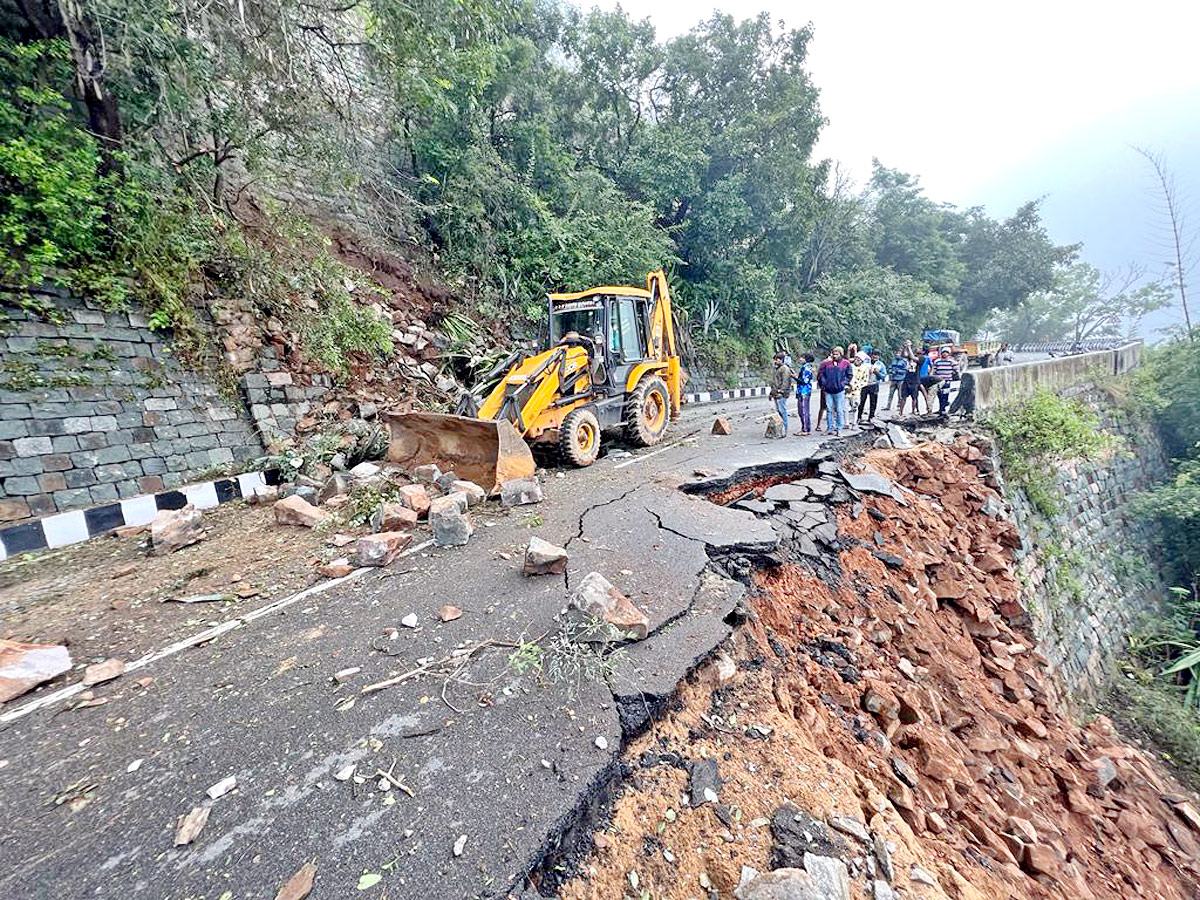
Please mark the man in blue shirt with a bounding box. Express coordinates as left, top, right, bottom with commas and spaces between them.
795, 354, 816, 434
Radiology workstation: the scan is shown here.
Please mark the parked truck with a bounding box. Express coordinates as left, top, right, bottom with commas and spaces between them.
921, 330, 1003, 368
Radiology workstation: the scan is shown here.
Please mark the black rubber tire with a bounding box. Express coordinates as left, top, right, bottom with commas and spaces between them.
560, 407, 601, 467
625, 375, 670, 447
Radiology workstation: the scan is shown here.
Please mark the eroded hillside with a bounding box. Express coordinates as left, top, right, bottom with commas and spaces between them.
559, 435, 1200, 900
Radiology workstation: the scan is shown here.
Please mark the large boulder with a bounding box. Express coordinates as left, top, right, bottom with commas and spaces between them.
151, 504, 205, 554
712, 417, 733, 435
765, 414, 785, 439
273, 495, 327, 528
524, 536, 568, 576
569, 572, 649, 642
430, 496, 473, 547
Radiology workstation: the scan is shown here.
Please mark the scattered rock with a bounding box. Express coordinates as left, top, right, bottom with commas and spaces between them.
434, 471, 460, 492
334, 765, 355, 781
280, 484, 319, 505
317, 473, 352, 504
430, 502, 473, 547
246, 485, 279, 505
802, 853, 851, 900
828, 815, 869, 843
400, 613, 419, 628
273, 862, 317, 900
0, 640, 72, 703
82, 658, 125, 686
765, 414, 785, 439
886, 424, 914, 449
317, 559, 354, 578
500, 478, 544, 507
370, 503, 419, 533
734, 867, 816, 900
174, 806, 211, 846
871, 879, 896, 900
273, 495, 327, 528
453, 834, 467, 857
397, 484, 431, 517
569, 572, 649, 642
688, 758, 722, 806
438, 605, 462, 622
206, 775, 237, 800
355, 532, 412, 567
712, 417, 733, 435
524, 536, 568, 575
349, 461, 381, 479
429, 492, 469, 516
450, 480, 486, 506
412, 464, 442, 484
595, 736, 609, 751
112, 563, 138, 579
151, 505, 205, 554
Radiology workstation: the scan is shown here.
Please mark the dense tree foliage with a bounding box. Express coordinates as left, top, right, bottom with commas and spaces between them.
0, 0, 1075, 374
984, 262, 1171, 344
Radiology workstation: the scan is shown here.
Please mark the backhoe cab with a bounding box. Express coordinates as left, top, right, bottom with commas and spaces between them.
383, 271, 682, 490
477, 269, 683, 466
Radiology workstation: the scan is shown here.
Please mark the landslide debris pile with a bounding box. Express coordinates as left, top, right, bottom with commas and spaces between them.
559, 433, 1200, 900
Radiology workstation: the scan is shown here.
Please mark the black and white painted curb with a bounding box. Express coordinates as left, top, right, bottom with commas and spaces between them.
0, 385, 770, 560
682, 385, 769, 405
0, 469, 282, 561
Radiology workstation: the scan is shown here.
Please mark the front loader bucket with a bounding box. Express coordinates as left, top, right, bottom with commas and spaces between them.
383, 412, 536, 496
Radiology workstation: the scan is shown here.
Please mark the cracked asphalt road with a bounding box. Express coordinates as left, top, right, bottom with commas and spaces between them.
0, 398, 843, 900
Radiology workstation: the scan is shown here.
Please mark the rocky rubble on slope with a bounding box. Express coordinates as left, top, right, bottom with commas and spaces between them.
559, 431, 1200, 900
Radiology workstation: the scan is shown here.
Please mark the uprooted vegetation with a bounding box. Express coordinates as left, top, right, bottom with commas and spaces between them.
558, 435, 1200, 900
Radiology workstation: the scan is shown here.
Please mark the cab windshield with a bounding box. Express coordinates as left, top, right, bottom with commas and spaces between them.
549, 298, 604, 346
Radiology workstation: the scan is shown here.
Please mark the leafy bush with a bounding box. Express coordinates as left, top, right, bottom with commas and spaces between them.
0, 39, 113, 304
1108, 667, 1200, 791
983, 389, 1115, 516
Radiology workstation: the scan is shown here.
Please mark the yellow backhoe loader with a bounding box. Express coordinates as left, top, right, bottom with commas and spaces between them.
385, 270, 683, 492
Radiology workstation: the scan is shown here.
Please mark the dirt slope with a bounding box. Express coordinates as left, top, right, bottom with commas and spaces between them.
559, 434, 1200, 900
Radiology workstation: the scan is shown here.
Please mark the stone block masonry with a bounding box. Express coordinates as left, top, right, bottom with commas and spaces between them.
1003, 387, 1168, 702
1, 289, 269, 523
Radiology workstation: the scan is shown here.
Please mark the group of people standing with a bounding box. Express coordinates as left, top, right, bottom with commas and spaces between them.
769, 341, 962, 437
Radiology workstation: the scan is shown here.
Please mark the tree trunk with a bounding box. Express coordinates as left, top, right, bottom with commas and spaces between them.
57, 0, 124, 178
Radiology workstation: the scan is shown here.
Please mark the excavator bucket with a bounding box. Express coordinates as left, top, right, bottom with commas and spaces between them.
383, 412, 536, 496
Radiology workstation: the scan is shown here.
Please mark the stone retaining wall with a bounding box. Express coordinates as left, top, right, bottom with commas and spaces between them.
1004, 387, 1167, 701
0, 290, 267, 523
